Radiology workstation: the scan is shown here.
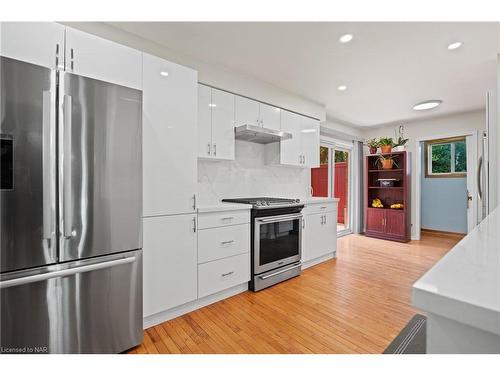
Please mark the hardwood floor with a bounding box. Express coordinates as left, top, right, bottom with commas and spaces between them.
128, 232, 462, 354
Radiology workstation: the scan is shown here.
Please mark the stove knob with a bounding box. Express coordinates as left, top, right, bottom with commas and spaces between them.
295, 199, 300, 203
256, 201, 262, 206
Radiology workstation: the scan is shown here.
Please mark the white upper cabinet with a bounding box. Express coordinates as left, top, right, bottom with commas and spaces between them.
0, 22, 65, 69
211, 88, 236, 160
279, 110, 303, 166
266, 110, 320, 168
143, 53, 198, 216
235, 96, 260, 127
300, 116, 320, 167
65, 27, 142, 89
198, 84, 213, 158
259, 103, 281, 131
197, 84, 235, 161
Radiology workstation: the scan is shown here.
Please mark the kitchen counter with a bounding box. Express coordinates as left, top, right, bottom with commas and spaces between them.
412, 206, 500, 353
299, 197, 340, 204
197, 202, 252, 213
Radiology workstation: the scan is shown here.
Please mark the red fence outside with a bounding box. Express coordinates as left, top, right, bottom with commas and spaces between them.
311, 162, 348, 224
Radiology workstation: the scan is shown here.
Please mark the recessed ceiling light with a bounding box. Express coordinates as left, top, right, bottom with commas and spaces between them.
339, 34, 353, 43
160, 71, 169, 77
337, 85, 347, 91
447, 41, 462, 50
413, 100, 442, 111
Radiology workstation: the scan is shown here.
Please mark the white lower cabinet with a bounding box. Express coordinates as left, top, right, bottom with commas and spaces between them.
143, 214, 197, 317
198, 253, 250, 298
302, 206, 337, 263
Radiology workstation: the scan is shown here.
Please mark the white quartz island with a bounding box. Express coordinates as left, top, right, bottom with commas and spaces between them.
412, 207, 500, 353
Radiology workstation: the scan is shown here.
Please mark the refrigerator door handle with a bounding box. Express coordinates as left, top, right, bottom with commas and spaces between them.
42, 89, 55, 246
0, 256, 136, 289
63, 94, 73, 238
477, 156, 483, 200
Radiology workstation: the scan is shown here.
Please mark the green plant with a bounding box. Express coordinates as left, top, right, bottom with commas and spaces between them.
394, 125, 409, 147
375, 154, 399, 169
366, 138, 379, 149
378, 137, 394, 147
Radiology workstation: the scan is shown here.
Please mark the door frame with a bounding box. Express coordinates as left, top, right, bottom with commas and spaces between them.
319, 137, 354, 237
415, 129, 478, 240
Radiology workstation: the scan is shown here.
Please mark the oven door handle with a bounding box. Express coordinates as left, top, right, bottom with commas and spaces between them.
259, 263, 302, 280
256, 214, 303, 223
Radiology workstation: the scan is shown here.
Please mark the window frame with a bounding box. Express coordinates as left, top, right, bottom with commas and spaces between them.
424, 136, 467, 178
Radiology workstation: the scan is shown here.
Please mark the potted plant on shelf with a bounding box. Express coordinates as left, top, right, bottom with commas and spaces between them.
378, 137, 394, 154
376, 154, 399, 170
393, 125, 409, 152
366, 138, 379, 154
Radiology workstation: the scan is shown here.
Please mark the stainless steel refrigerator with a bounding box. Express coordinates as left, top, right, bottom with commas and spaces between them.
0, 56, 143, 353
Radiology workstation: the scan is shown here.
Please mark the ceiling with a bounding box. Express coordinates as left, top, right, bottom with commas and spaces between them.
111, 22, 498, 127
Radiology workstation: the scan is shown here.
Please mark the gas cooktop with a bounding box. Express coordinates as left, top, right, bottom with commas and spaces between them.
222, 197, 302, 209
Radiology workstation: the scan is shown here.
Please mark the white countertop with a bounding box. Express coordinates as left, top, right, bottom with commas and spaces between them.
412, 207, 500, 336
197, 202, 252, 213
299, 197, 339, 204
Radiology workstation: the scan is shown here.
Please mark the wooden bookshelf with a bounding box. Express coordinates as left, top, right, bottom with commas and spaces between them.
364, 151, 411, 242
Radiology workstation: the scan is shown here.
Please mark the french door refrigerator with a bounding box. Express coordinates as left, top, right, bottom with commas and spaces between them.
0, 56, 143, 353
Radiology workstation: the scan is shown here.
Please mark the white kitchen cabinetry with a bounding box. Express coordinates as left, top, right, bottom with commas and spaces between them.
234, 95, 281, 131
0, 22, 65, 69
65, 27, 142, 89
197, 209, 251, 298
235, 96, 260, 127
302, 203, 337, 263
143, 53, 198, 216
143, 214, 198, 317
259, 103, 281, 131
266, 110, 320, 168
198, 84, 235, 160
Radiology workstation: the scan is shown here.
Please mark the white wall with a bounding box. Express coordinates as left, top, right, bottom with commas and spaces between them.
321, 119, 364, 141
63, 22, 326, 122
198, 141, 310, 204
363, 110, 485, 238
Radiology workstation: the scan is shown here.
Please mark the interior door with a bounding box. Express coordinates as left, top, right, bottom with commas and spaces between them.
211, 87, 235, 160
59, 72, 143, 262
1, 57, 57, 272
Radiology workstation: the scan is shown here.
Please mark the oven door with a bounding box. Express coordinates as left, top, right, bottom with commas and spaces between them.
254, 213, 302, 274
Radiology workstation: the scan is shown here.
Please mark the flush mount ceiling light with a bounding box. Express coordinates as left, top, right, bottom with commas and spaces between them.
413, 100, 442, 111
337, 85, 347, 91
160, 71, 169, 77
339, 33, 353, 43
208, 103, 217, 108
447, 41, 463, 50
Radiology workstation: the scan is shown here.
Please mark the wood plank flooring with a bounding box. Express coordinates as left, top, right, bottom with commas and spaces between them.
128, 232, 462, 354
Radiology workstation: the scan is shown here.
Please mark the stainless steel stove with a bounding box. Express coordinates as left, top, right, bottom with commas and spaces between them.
222, 197, 304, 291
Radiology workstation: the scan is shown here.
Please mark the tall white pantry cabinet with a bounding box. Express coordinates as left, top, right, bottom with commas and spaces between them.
142, 53, 199, 319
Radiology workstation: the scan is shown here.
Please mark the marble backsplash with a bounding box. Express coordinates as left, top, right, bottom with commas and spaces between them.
197, 140, 311, 204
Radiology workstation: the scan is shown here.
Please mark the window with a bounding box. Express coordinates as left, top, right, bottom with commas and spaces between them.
425, 137, 466, 178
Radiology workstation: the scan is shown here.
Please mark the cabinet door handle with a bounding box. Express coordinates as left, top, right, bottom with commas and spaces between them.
55, 43, 60, 69
302, 218, 305, 229
192, 194, 196, 210
324, 215, 327, 224
221, 240, 235, 245
221, 216, 234, 221
192, 217, 197, 232
70, 48, 74, 71
213, 143, 217, 156
207, 143, 211, 155
221, 271, 234, 277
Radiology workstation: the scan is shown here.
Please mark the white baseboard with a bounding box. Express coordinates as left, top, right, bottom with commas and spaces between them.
143, 283, 248, 329
302, 252, 335, 270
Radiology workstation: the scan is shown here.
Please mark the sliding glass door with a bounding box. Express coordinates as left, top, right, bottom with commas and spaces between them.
311, 141, 352, 235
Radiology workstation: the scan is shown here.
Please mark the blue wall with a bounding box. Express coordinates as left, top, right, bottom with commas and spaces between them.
420, 142, 467, 234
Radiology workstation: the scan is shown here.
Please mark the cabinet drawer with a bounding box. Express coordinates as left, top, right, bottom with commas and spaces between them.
302, 202, 337, 215
198, 210, 250, 229
198, 253, 250, 298
198, 224, 250, 264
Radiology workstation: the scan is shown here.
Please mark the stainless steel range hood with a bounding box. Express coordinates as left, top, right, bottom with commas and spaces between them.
234, 124, 292, 144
